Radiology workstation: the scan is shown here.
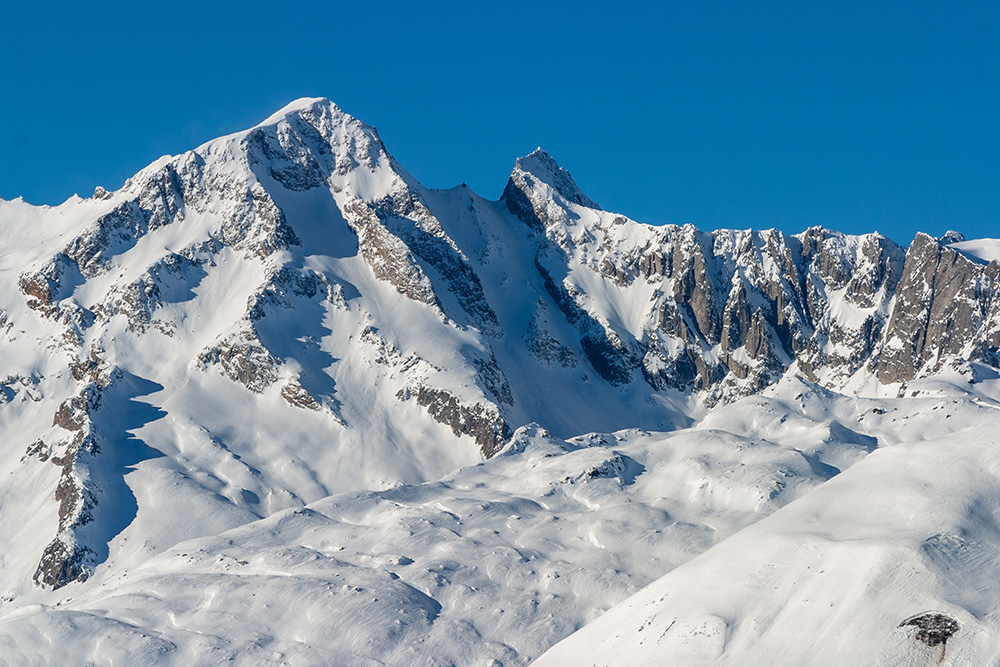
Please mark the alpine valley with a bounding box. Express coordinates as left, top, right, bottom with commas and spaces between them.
0, 98, 999, 666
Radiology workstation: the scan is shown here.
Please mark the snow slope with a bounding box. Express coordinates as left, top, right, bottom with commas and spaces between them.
1, 375, 998, 665
0, 407, 829, 664
536, 413, 1000, 665
951, 238, 1000, 265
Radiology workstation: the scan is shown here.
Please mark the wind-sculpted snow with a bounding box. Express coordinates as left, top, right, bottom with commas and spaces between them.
1, 98, 1000, 664
535, 388, 1000, 666
3, 376, 997, 664
0, 406, 863, 665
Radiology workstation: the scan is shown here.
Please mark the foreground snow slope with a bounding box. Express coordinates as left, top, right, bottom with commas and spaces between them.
536, 380, 1000, 666
1, 376, 998, 665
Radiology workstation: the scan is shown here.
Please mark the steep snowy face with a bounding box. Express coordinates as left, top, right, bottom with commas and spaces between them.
502, 148, 601, 218
1, 98, 521, 593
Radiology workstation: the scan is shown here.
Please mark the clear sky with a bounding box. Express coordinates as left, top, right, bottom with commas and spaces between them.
1, 1, 997, 244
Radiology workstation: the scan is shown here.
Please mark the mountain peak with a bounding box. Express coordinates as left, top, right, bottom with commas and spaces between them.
940, 229, 966, 244
511, 148, 600, 210
256, 96, 345, 127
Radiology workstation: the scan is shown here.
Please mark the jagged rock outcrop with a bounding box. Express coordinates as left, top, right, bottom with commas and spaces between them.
502, 151, 912, 400
500, 146, 1000, 396
400, 385, 512, 458
198, 329, 282, 394
876, 233, 1000, 383
32, 369, 119, 589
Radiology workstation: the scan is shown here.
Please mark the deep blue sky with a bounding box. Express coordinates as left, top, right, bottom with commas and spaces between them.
2, 1, 997, 243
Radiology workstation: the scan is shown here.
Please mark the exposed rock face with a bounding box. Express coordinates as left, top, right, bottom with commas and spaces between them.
33, 375, 116, 589
899, 612, 960, 648
505, 140, 1000, 398
876, 233, 1000, 383
198, 329, 282, 394
342, 198, 442, 308
198, 267, 343, 406
387, 203, 501, 336
94, 248, 212, 333
401, 386, 512, 459
524, 308, 578, 368
532, 255, 635, 387
502, 154, 914, 401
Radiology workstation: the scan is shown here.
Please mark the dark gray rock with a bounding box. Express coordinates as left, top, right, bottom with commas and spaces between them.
876, 233, 996, 383
401, 386, 512, 459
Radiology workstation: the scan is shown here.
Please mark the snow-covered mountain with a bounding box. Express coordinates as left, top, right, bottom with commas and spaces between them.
0, 98, 999, 665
